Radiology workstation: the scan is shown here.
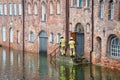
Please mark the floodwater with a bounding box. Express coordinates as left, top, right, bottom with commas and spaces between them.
0, 47, 120, 80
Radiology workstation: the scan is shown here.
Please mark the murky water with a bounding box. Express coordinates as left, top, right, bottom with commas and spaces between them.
0, 47, 120, 80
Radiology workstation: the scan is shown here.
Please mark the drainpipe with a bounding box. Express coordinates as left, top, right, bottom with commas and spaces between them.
22, 0, 25, 52
90, 0, 94, 63
66, 0, 69, 44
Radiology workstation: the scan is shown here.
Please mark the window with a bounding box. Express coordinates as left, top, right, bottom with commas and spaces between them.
9, 3, 12, 15
42, 2, 46, 21
17, 31, 20, 44
50, 32, 54, 43
99, 0, 104, 19
0, 4, 3, 15
77, 0, 82, 7
86, 23, 90, 33
57, 33, 61, 43
57, 1, 61, 14
108, 0, 114, 20
4, 4, 7, 15
10, 28, 13, 43
29, 31, 34, 43
14, 4, 17, 16
72, 0, 77, 7
50, 1, 53, 15
86, 0, 89, 8
2, 26, 6, 42
34, 3, 37, 15
18, 4, 22, 15
28, 3, 31, 14
110, 37, 120, 59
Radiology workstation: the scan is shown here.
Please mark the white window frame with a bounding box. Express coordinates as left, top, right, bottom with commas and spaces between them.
28, 3, 31, 14
110, 37, 120, 59
10, 28, 13, 43
2, 26, 6, 42
50, 32, 54, 43
14, 4, 17, 16
0, 4, 3, 15
77, 0, 82, 7
42, 2, 46, 21
4, 4, 7, 15
9, 3, 12, 16
100, 0, 104, 19
85, 0, 89, 8
17, 31, 20, 44
57, 33, 61, 43
50, 2, 53, 15
34, 3, 38, 15
57, 1, 61, 15
29, 31, 34, 43
18, 4, 22, 15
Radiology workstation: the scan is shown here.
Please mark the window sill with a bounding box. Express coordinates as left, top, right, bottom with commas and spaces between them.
76, 7, 82, 9
84, 8, 90, 10
41, 20, 46, 22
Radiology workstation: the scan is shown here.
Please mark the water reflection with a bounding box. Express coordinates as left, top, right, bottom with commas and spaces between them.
0, 47, 120, 80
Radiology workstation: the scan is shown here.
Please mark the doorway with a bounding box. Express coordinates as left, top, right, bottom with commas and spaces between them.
38, 31, 48, 54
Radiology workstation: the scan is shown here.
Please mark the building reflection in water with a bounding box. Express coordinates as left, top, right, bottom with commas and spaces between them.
0, 47, 120, 80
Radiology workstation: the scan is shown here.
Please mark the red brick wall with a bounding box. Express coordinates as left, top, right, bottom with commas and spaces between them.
0, 0, 23, 51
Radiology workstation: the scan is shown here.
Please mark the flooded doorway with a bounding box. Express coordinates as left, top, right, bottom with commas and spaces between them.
71, 23, 84, 55
96, 37, 101, 63
38, 31, 48, 54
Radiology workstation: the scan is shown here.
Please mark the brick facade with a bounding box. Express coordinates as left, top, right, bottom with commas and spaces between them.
1, 0, 120, 70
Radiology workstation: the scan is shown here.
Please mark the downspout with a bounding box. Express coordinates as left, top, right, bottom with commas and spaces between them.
22, 0, 25, 52
90, 0, 94, 63
66, 0, 69, 44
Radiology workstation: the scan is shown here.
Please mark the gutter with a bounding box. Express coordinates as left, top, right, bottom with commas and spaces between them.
22, 0, 25, 52
90, 0, 94, 63
66, 0, 69, 44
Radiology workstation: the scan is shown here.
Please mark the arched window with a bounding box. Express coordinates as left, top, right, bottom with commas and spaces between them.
108, 0, 114, 20
86, 23, 90, 33
34, 3, 37, 15
57, 1, 61, 14
99, 0, 104, 19
4, 4, 7, 15
10, 28, 13, 43
29, 31, 34, 43
17, 31, 20, 44
50, 1, 53, 15
2, 26, 6, 42
28, 3, 31, 14
72, 0, 77, 7
110, 37, 120, 59
57, 33, 61, 43
86, 0, 89, 8
50, 32, 54, 43
0, 4, 3, 15
77, 0, 82, 7
42, 2, 46, 21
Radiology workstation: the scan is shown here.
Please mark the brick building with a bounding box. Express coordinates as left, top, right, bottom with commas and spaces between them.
69, 0, 120, 70
1, 0, 120, 70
